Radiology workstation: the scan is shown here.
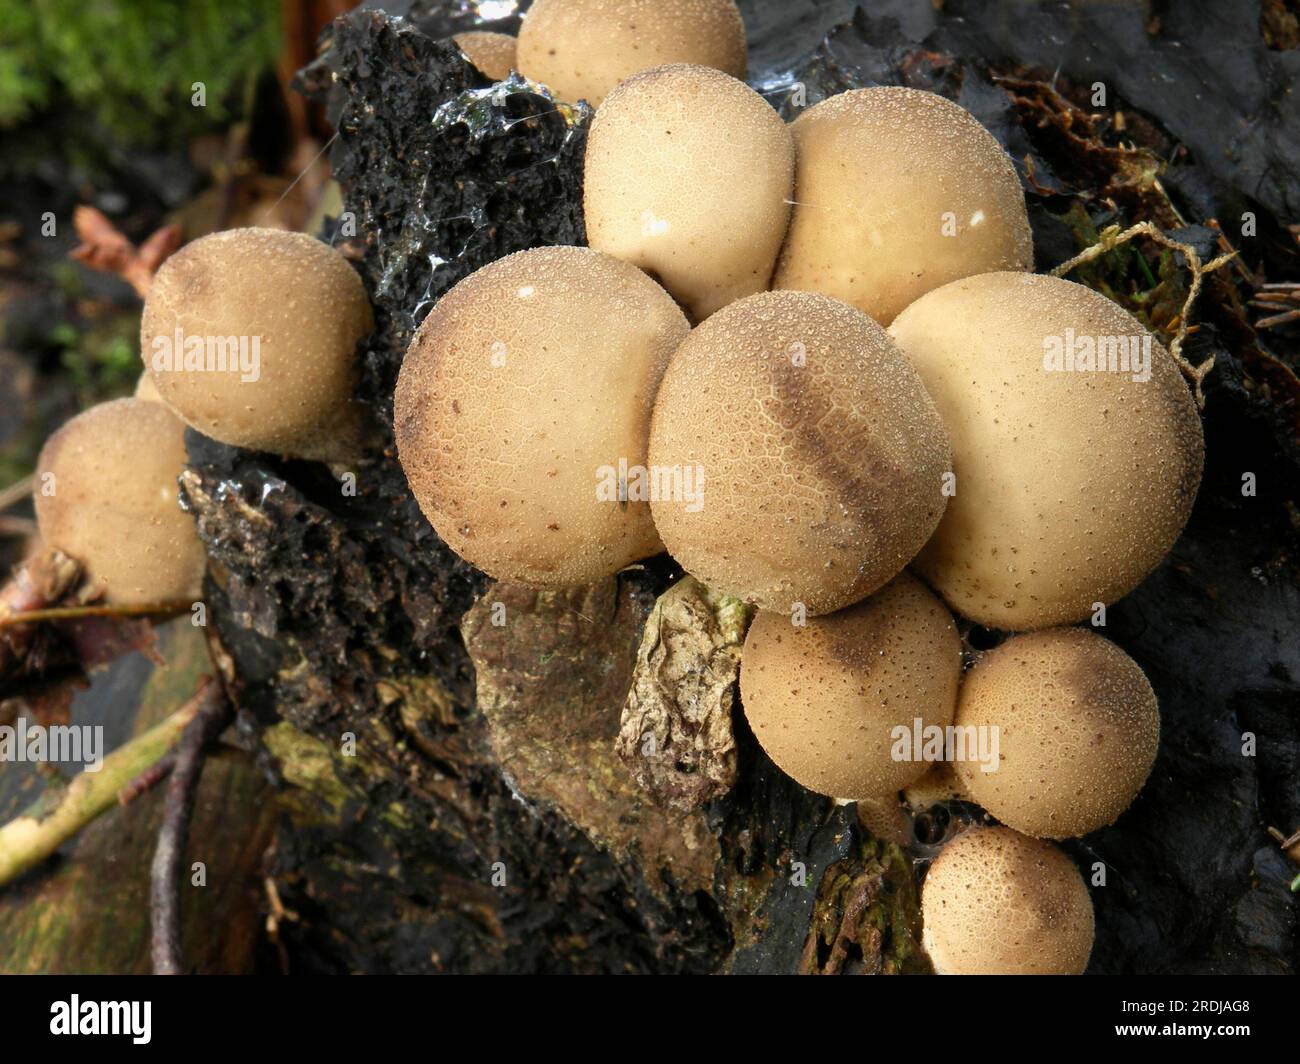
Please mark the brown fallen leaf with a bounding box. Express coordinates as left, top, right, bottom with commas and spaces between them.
68, 206, 183, 299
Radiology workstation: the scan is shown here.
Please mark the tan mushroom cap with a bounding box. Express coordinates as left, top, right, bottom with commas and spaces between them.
922, 826, 1094, 975
140, 227, 373, 460
584, 64, 794, 320
773, 87, 1032, 325
648, 289, 951, 615
517, 0, 746, 107
889, 271, 1204, 629
34, 398, 205, 606
954, 627, 1159, 838
134, 370, 164, 403
394, 245, 689, 585
454, 31, 517, 81
740, 573, 961, 799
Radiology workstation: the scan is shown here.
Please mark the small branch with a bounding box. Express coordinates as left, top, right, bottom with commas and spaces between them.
0, 685, 207, 888
0, 600, 194, 630
150, 683, 232, 975
117, 752, 178, 806
0, 474, 34, 514
1051, 220, 1238, 408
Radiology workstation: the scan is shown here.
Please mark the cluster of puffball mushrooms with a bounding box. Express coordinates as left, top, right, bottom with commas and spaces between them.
27, 0, 1206, 975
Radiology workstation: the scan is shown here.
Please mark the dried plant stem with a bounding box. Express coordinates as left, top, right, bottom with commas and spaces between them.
1051, 220, 1237, 407
0, 474, 34, 514
150, 682, 232, 975
0, 600, 194, 629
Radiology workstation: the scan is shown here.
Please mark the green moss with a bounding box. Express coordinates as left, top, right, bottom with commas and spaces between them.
0, 0, 278, 144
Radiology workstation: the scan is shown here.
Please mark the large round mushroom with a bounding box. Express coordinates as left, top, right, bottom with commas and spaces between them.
740, 573, 962, 800
773, 87, 1032, 325
395, 245, 689, 586
517, 0, 746, 107
584, 64, 794, 320
922, 826, 1095, 975
953, 627, 1160, 838
140, 227, 373, 461
34, 398, 205, 606
648, 289, 951, 615
889, 271, 1204, 630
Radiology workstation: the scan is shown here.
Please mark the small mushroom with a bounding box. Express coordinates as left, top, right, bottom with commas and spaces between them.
454, 31, 517, 81
921, 826, 1095, 975
889, 271, 1204, 629
133, 370, 164, 403
953, 627, 1160, 839
773, 87, 1032, 325
739, 573, 962, 800
395, 245, 689, 585
584, 64, 794, 319
34, 398, 205, 606
517, 0, 746, 107
648, 289, 951, 615
139, 228, 373, 461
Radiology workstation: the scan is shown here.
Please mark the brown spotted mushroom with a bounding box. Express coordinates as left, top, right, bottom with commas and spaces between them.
34, 398, 205, 606
394, 245, 689, 585
774, 87, 1032, 325
922, 826, 1095, 975
889, 271, 1204, 630
140, 227, 373, 461
517, 0, 747, 107
584, 64, 794, 319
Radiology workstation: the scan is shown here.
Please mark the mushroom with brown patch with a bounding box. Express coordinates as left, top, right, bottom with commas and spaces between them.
921, 825, 1095, 975
739, 573, 962, 800
953, 627, 1160, 839
648, 289, 951, 616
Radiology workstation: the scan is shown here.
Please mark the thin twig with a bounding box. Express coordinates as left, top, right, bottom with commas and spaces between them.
0, 474, 34, 514
1051, 220, 1238, 408
150, 682, 232, 975
117, 752, 178, 806
0, 600, 194, 629
0, 687, 206, 887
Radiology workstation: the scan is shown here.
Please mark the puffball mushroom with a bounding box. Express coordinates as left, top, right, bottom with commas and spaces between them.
454, 31, 517, 81
889, 271, 1204, 630
139, 227, 373, 461
773, 87, 1032, 325
921, 826, 1095, 975
134, 370, 164, 403
953, 627, 1160, 839
34, 398, 205, 606
648, 290, 951, 615
394, 245, 689, 585
740, 573, 961, 799
584, 64, 794, 320
517, 0, 746, 107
